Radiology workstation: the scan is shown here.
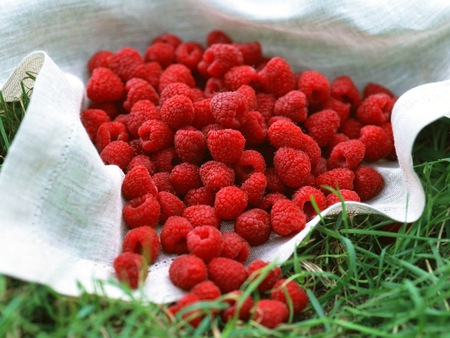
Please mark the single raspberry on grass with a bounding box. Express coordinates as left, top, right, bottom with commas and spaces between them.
214, 186, 248, 220
199, 161, 235, 191
270, 200, 306, 236
80, 108, 111, 142
297, 70, 330, 107
327, 139, 366, 170
208, 257, 248, 293
353, 166, 384, 201
330, 75, 362, 109
122, 226, 160, 264
220, 232, 250, 263
221, 291, 254, 322
210, 91, 248, 129
326, 189, 361, 206
138, 119, 174, 153
359, 125, 393, 161
152, 172, 177, 194
126, 154, 155, 175
273, 147, 311, 188
160, 216, 194, 255
87, 50, 113, 74
123, 193, 161, 229
100, 140, 134, 170
316, 168, 355, 194
234, 208, 271, 246
184, 187, 216, 207
151, 146, 179, 173
175, 41, 204, 71
273, 90, 308, 123
127, 62, 162, 89
191, 281, 222, 301
187, 225, 224, 262
198, 43, 244, 78
169, 163, 202, 196
160, 95, 195, 130
223, 65, 258, 91
157, 191, 186, 223
174, 127, 206, 164
159, 64, 196, 93
270, 279, 309, 315
356, 93, 392, 125
239, 110, 268, 146
247, 260, 282, 292
95, 121, 129, 153
304, 109, 341, 148
253, 299, 289, 329
113, 252, 148, 289
257, 57, 295, 97
87, 67, 125, 103
121, 165, 158, 200
241, 172, 267, 206
126, 100, 160, 138
144, 42, 175, 68
292, 186, 327, 220
183, 205, 221, 229
206, 129, 246, 165
123, 78, 159, 111
169, 255, 207, 291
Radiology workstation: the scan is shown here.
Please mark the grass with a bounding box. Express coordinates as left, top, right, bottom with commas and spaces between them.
0, 80, 449, 337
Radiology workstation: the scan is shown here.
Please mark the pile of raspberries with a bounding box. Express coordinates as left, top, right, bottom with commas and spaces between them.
81, 30, 396, 328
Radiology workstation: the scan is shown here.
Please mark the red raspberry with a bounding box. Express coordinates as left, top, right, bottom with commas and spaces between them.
100, 140, 134, 169
183, 204, 221, 229
123, 193, 161, 229
247, 260, 282, 292
126, 154, 155, 175
381, 122, 397, 160
273, 90, 308, 123
353, 166, 384, 201
138, 119, 174, 153
157, 191, 186, 223
108, 47, 143, 81
174, 127, 206, 164
327, 133, 350, 155
221, 291, 254, 322
256, 93, 276, 121
113, 252, 148, 289
234, 208, 271, 246
363, 82, 394, 98
122, 226, 160, 264
152, 172, 176, 194
169, 293, 203, 327
169, 254, 207, 290
241, 172, 267, 206
267, 119, 303, 149
127, 62, 162, 89
234, 150, 266, 182
202, 123, 223, 136
214, 186, 248, 220
257, 57, 295, 97
151, 146, 179, 173
199, 161, 235, 191
273, 147, 311, 188
326, 189, 361, 206
175, 42, 204, 71
152, 33, 182, 47
187, 225, 223, 262
297, 70, 330, 107
191, 281, 222, 300
198, 43, 244, 78
159, 64, 196, 93
159, 82, 194, 106
210, 91, 248, 129
203, 77, 227, 98
169, 163, 202, 196
87, 67, 125, 103
160, 216, 194, 254
123, 78, 159, 111
192, 98, 215, 129
144, 42, 175, 68
184, 187, 215, 207
330, 75, 362, 109
160, 94, 195, 130
270, 279, 309, 314
207, 257, 248, 293
340, 117, 363, 139
316, 168, 355, 194
356, 93, 392, 126
304, 109, 341, 148
359, 125, 393, 161
220, 232, 250, 263
113, 114, 129, 125
88, 101, 119, 119
126, 100, 160, 138
190, 88, 205, 102
223, 65, 258, 91
236, 84, 257, 111
253, 299, 289, 329
327, 140, 366, 170
270, 199, 306, 236
292, 186, 327, 220
122, 165, 158, 200
321, 96, 351, 124
206, 30, 233, 46
206, 129, 246, 165
232, 41, 263, 66
258, 192, 288, 212
312, 156, 328, 177
298, 133, 323, 169
239, 111, 268, 146
87, 50, 113, 74
80, 109, 111, 142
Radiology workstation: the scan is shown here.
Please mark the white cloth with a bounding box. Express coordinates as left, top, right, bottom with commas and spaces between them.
0, 1, 449, 304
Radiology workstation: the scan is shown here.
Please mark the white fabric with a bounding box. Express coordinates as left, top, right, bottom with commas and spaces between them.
0, 1, 449, 304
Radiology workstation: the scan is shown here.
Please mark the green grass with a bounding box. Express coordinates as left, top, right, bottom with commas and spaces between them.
0, 80, 449, 337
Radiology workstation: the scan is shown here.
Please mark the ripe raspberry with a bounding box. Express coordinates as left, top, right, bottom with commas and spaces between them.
234, 150, 266, 182
270, 279, 309, 314
359, 125, 393, 161
221, 291, 254, 322
223, 65, 258, 91
267, 119, 304, 150
169, 293, 204, 328
123, 78, 159, 111
232, 41, 263, 66
187, 225, 224, 262
160, 94, 195, 130
157, 191, 186, 223
126, 154, 155, 175
321, 96, 351, 124
273, 147, 311, 188
253, 299, 289, 329
273, 90, 308, 123
174, 127, 206, 164
122, 165, 158, 200
87, 50, 113, 74
292, 186, 327, 220
381, 122, 397, 160
210, 91, 248, 129
138, 119, 174, 153
151, 146, 179, 173
169, 254, 207, 290
122, 226, 160, 264
247, 260, 282, 292
258, 192, 288, 211
356, 93, 392, 125
100, 140, 134, 169
80, 108, 111, 142
208, 257, 248, 293
236, 84, 257, 111
234, 208, 271, 246
206, 30, 233, 46
144, 42, 175, 68
126, 100, 160, 138
123, 193, 161, 229
353, 166, 384, 201
270, 199, 306, 236
190, 88, 205, 102
363, 82, 394, 98
330, 75, 362, 109
108, 47, 143, 81
191, 281, 222, 300
87, 67, 125, 103
198, 43, 244, 78
316, 168, 355, 193
152, 172, 176, 194
160, 216, 194, 254
159, 64, 196, 93
88, 101, 119, 119
241, 172, 267, 206
220, 232, 250, 263
169, 163, 202, 196
202, 123, 223, 136
312, 156, 328, 177
203, 77, 227, 98
199, 161, 235, 191
113, 252, 148, 289
175, 42, 204, 71
257, 57, 295, 97
297, 70, 330, 107
326, 189, 361, 206
327, 139, 366, 170
340, 117, 363, 139
127, 61, 162, 89
192, 98, 215, 129
206, 129, 246, 165
159, 82, 194, 106
256, 93, 276, 121
239, 111, 268, 146
304, 109, 341, 148
183, 187, 215, 207
183, 204, 221, 229
214, 186, 248, 220
327, 133, 350, 155
152, 33, 183, 47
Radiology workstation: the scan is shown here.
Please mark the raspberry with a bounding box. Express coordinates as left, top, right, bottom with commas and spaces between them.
87, 50, 113, 74
159, 82, 194, 106
199, 161, 235, 191
202, 123, 223, 136
273, 147, 311, 188
175, 42, 204, 71
169, 293, 203, 327
292, 186, 327, 220
87, 67, 125, 103
169, 163, 202, 196
326, 189, 361, 206
359, 125, 393, 161
297, 70, 330, 107
304, 109, 341, 148
128, 139, 145, 156
353, 166, 384, 201
127, 62, 162, 89
340, 117, 363, 139
257, 57, 295, 97
138, 119, 174, 153
126, 154, 155, 175
356, 94, 392, 125
157, 191, 186, 223
144, 42, 175, 68
270, 199, 306, 236
126, 100, 160, 138
381, 122, 397, 160
270, 279, 309, 315
203, 77, 227, 98
223, 65, 258, 91
152, 33, 183, 47
256, 93, 276, 121
316, 168, 355, 193
363, 82, 395, 98
100, 140, 134, 169
321, 96, 351, 124
206, 129, 246, 165
152, 172, 176, 194
253, 299, 289, 329
247, 260, 282, 292
210, 91, 248, 129
113, 252, 148, 289
298, 133, 323, 168
122, 226, 160, 264
220, 232, 250, 263
190, 88, 205, 102
183, 204, 221, 229
267, 119, 303, 149
239, 111, 268, 146
327, 139, 366, 170
160, 216, 194, 254
206, 30, 233, 46
151, 146, 179, 173
113, 114, 129, 125
123, 78, 159, 111
191, 281, 221, 300
312, 156, 328, 177
327, 133, 350, 154
273, 90, 308, 123
183, 187, 215, 207
198, 43, 244, 78
232, 41, 263, 66
236, 84, 257, 111
258, 192, 288, 211
174, 127, 206, 164
160, 95, 195, 130
108, 47, 143, 81
159, 64, 196, 93
241, 172, 267, 206
221, 291, 254, 322
88, 101, 119, 119
187, 225, 224, 262
234, 208, 271, 246
234, 150, 266, 182
123, 193, 161, 229
192, 98, 215, 129
214, 186, 248, 220
330, 75, 362, 109
80, 108, 111, 142
207, 257, 248, 293
121, 165, 158, 200
169, 254, 207, 290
